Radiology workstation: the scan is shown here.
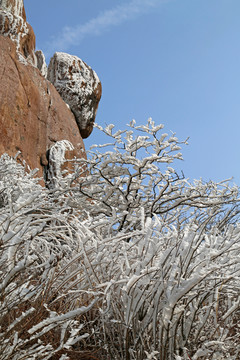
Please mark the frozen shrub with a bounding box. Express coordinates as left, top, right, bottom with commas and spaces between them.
0, 154, 100, 359
0, 119, 240, 359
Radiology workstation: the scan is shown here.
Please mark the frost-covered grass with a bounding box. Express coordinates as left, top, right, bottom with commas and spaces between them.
0, 120, 240, 359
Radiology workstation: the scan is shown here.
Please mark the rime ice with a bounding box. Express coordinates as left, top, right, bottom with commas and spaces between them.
48, 52, 102, 139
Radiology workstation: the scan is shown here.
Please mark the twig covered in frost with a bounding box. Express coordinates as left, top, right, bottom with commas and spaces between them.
71, 119, 240, 235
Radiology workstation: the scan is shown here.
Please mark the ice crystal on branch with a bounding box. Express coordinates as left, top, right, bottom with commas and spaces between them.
74, 119, 239, 235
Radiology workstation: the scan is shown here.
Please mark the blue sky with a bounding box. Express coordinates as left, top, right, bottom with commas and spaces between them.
24, 0, 240, 184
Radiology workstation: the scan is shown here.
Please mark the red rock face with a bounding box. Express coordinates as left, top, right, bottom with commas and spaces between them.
0, 35, 86, 178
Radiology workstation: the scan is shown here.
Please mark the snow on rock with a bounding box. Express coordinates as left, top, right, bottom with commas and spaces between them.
35, 49, 47, 77
0, 0, 24, 17
46, 140, 75, 189
47, 52, 102, 139
0, 0, 36, 65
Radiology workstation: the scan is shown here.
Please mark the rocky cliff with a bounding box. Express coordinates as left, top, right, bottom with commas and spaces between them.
0, 0, 101, 182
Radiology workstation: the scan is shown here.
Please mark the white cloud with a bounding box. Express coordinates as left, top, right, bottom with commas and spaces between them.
44, 0, 169, 56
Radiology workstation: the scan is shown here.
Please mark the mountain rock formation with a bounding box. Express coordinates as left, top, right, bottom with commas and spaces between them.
0, 0, 101, 181
0, 0, 36, 65
48, 52, 102, 139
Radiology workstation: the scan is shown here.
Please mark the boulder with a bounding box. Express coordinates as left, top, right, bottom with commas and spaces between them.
48, 52, 102, 139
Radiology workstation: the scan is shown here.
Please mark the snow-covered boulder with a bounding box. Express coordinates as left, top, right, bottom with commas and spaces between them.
45, 140, 75, 189
35, 50, 48, 77
47, 52, 102, 139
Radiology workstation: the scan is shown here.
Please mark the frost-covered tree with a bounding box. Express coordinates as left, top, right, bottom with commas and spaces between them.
0, 119, 240, 360
73, 119, 239, 231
